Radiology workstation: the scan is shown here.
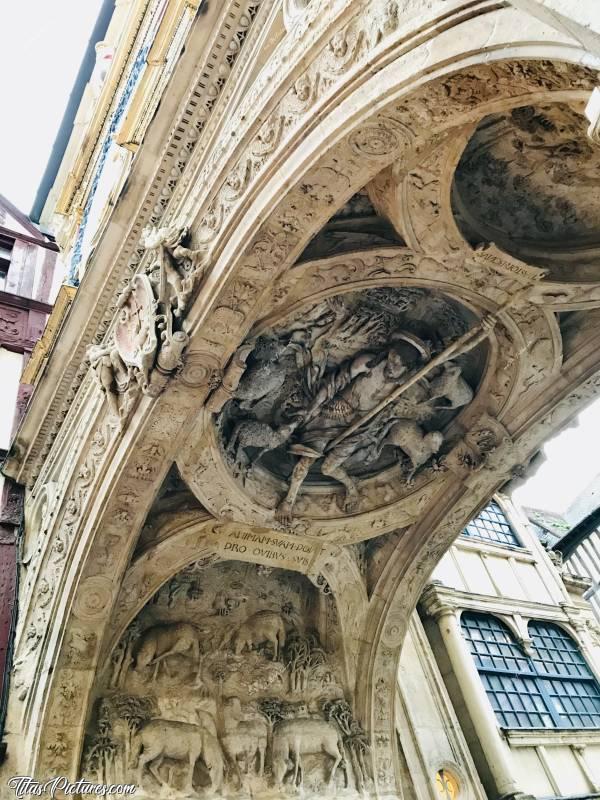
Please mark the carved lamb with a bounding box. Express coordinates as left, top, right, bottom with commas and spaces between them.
385, 419, 444, 482
428, 360, 474, 409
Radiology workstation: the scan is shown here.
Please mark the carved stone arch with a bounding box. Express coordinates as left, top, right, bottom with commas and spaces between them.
368, 123, 476, 253
79, 517, 371, 793
357, 336, 600, 793
22, 10, 600, 787
358, 477, 500, 795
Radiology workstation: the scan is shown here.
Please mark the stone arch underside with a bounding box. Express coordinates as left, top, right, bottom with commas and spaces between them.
10, 2, 600, 796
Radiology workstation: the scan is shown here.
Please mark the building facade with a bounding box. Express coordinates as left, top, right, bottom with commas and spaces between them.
0, 194, 59, 751
3, 1, 600, 798
552, 499, 600, 625
419, 497, 600, 798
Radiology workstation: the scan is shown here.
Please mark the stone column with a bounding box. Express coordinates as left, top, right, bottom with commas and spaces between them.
421, 586, 531, 800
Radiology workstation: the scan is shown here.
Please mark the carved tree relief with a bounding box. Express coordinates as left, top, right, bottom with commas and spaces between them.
85, 560, 370, 798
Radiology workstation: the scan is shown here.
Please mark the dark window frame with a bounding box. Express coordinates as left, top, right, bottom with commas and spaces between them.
461, 611, 600, 730
0, 234, 14, 290
461, 501, 521, 548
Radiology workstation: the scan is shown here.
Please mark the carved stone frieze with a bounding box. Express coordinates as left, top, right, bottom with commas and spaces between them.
85, 560, 371, 798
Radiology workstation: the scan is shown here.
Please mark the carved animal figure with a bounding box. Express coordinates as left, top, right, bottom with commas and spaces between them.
200, 729, 226, 794
221, 697, 269, 779
196, 708, 218, 739
212, 589, 248, 616
385, 420, 444, 482
134, 622, 205, 687
272, 718, 347, 789
130, 718, 224, 794
227, 420, 297, 476
232, 611, 286, 660
428, 361, 473, 409
233, 339, 292, 409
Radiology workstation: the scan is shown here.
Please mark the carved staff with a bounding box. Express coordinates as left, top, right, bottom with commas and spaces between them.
325, 288, 531, 452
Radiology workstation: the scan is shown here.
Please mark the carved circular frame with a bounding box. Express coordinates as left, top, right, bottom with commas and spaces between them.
178, 247, 561, 539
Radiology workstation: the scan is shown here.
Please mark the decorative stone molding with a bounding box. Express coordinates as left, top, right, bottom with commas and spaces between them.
8, 1, 600, 794
419, 583, 459, 620
504, 728, 600, 748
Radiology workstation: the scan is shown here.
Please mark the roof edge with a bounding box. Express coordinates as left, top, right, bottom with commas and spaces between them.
30, 0, 115, 224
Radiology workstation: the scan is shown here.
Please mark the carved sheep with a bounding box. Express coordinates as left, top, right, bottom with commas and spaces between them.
133, 622, 206, 689
130, 717, 224, 794
385, 420, 443, 482
233, 339, 292, 409
221, 696, 268, 779
227, 420, 297, 477
231, 610, 286, 661
428, 361, 474, 409
271, 718, 347, 789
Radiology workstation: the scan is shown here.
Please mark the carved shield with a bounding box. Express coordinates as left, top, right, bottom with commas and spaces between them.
114, 274, 158, 371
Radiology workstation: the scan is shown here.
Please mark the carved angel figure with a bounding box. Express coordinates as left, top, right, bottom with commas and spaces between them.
141, 224, 210, 318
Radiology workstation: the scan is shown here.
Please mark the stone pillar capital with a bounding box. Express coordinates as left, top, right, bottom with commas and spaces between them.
419, 583, 459, 621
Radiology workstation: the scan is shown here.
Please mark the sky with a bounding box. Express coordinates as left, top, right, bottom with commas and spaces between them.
1, 0, 600, 516
0, 0, 105, 214
513, 394, 600, 515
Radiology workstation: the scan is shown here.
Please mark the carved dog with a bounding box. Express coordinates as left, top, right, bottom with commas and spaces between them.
130, 718, 224, 794
231, 610, 286, 660
272, 718, 347, 789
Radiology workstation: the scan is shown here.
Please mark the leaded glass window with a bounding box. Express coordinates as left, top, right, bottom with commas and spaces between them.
461, 501, 520, 547
461, 612, 600, 729
529, 621, 600, 728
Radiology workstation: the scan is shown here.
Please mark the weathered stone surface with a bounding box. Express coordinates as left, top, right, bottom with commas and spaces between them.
4, 1, 600, 797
